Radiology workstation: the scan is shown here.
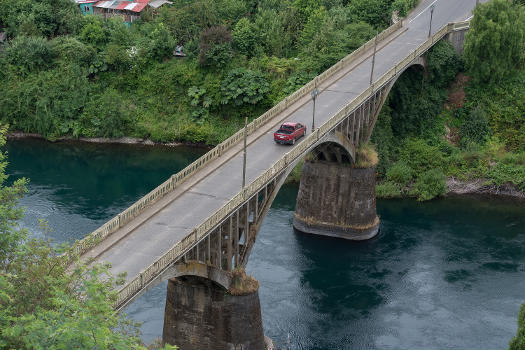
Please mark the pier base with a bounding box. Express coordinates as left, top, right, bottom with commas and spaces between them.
293, 160, 379, 240
162, 276, 266, 350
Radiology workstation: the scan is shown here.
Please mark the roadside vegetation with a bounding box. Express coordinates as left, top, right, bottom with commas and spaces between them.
373, 0, 524, 201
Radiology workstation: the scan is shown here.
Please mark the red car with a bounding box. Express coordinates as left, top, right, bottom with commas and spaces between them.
273, 122, 307, 145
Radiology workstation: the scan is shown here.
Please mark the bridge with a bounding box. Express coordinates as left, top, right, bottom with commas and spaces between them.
72, 0, 476, 348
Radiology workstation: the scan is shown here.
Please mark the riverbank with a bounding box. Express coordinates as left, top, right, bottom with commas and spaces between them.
7, 132, 211, 149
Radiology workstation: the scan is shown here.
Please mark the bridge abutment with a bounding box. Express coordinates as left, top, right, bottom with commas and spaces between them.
162, 274, 266, 350
293, 160, 379, 240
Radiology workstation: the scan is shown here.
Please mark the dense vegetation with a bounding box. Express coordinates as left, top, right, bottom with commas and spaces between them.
0, 0, 410, 144
373, 0, 525, 201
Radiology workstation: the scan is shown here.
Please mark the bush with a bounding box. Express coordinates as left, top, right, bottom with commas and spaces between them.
198, 25, 233, 67
386, 161, 413, 186
3, 36, 54, 74
220, 68, 270, 106
400, 138, 445, 174
486, 163, 525, 190
376, 181, 402, 198
391, 0, 418, 17
459, 107, 490, 147
411, 168, 447, 201
509, 304, 525, 350
233, 18, 257, 57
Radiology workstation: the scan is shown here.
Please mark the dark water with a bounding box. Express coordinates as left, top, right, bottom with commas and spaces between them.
5, 139, 525, 349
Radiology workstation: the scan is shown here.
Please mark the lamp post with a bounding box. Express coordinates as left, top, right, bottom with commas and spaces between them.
428, 4, 435, 38
242, 117, 247, 189
311, 87, 319, 131
370, 31, 378, 86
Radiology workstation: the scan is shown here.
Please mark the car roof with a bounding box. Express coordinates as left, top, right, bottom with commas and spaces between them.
281, 122, 299, 127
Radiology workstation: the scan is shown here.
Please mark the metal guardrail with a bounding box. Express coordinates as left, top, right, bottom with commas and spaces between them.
112, 20, 470, 308
71, 21, 404, 258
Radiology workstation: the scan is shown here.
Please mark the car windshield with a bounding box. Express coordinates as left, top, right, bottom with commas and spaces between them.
277, 129, 293, 134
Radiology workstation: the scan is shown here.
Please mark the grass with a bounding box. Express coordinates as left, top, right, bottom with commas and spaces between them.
228, 268, 259, 296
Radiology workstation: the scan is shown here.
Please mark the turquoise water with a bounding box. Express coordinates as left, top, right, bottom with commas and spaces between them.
6, 138, 525, 349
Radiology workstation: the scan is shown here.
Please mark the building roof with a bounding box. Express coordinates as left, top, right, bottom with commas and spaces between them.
148, 0, 172, 8
94, 0, 149, 12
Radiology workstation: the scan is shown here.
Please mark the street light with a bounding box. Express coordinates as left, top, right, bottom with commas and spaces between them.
428, 4, 435, 38
242, 117, 247, 189
311, 87, 319, 131
370, 31, 378, 86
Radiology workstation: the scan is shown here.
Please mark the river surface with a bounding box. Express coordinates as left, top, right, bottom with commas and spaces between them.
5, 138, 525, 349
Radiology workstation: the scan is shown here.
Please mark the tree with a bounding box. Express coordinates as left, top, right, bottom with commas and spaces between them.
0, 127, 175, 349
198, 25, 233, 67
233, 18, 257, 57
463, 0, 525, 84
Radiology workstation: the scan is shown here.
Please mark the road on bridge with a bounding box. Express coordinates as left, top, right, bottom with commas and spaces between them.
82, 0, 480, 293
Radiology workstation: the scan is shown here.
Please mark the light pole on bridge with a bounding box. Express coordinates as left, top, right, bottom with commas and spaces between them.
311, 86, 319, 131
428, 4, 435, 38
242, 116, 247, 189
370, 31, 378, 86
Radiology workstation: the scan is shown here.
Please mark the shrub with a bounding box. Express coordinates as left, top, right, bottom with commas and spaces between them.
386, 161, 413, 186
509, 304, 525, 350
3, 36, 54, 73
354, 143, 378, 168
233, 18, 257, 57
376, 181, 402, 198
400, 138, 445, 174
459, 107, 490, 147
198, 25, 233, 67
220, 68, 270, 106
411, 168, 447, 201
391, 0, 418, 17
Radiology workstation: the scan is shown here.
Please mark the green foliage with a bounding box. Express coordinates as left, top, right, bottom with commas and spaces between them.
464, 0, 525, 84
0, 0, 82, 38
509, 304, 525, 350
3, 36, 54, 74
376, 181, 402, 198
198, 25, 233, 67
400, 138, 445, 174
386, 161, 413, 186
79, 16, 108, 49
80, 89, 133, 138
411, 168, 447, 201
233, 18, 257, 57
284, 72, 317, 95
50, 36, 95, 67
143, 22, 176, 62
459, 107, 490, 147
187, 86, 212, 121
463, 69, 525, 151
391, 0, 418, 17
426, 40, 462, 89
221, 68, 270, 106
486, 162, 525, 191
346, 0, 392, 28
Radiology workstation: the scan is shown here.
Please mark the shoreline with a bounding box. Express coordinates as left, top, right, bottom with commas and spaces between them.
6, 132, 211, 149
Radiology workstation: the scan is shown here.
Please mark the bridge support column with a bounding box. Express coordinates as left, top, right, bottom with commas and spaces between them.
162, 275, 266, 350
293, 160, 379, 240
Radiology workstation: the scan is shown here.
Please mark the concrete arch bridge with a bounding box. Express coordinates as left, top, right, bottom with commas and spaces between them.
72, 1, 475, 347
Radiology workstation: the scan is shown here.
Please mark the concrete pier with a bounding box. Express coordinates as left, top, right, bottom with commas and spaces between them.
162, 276, 266, 350
293, 160, 379, 240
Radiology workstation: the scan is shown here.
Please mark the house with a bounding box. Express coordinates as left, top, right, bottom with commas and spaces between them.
76, 0, 98, 15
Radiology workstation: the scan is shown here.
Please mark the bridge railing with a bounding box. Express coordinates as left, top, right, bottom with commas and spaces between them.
114, 20, 470, 309
72, 21, 404, 259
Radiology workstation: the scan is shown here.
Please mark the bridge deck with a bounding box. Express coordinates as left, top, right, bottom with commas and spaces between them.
82, 0, 476, 286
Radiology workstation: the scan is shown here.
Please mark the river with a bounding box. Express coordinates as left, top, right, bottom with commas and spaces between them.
5, 138, 524, 349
